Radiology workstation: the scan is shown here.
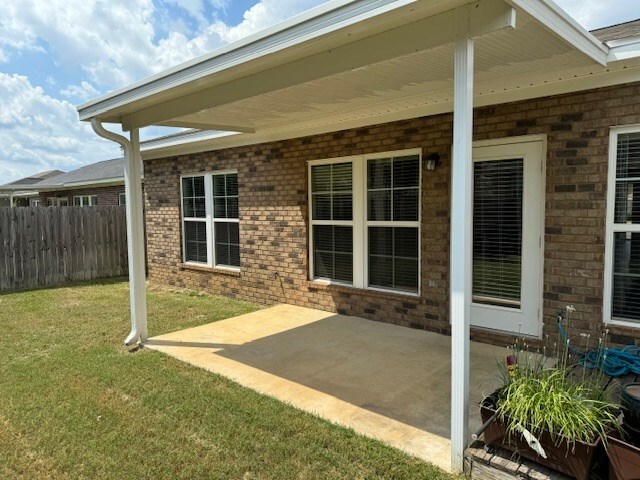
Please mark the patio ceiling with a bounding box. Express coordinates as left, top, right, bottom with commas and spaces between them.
77, 0, 617, 159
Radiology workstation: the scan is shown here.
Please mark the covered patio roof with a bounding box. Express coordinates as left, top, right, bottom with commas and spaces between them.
77, 0, 630, 160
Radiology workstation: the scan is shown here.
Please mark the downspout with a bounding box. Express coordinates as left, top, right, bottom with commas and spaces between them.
91, 118, 148, 346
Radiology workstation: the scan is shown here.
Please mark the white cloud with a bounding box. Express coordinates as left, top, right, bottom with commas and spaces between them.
60, 81, 100, 102
0, 73, 119, 183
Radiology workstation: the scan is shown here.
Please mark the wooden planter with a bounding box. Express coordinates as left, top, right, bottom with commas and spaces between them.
480, 403, 601, 480
607, 431, 640, 480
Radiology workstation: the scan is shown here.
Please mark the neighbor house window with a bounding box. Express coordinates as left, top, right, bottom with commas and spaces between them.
309, 150, 420, 294
74, 195, 98, 206
48, 197, 68, 206
605, 126, 640, 325
119, 193, 126, 205
181, 171, 240, 269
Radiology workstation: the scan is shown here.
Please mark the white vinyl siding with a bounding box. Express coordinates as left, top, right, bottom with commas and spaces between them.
605, 126, 640, 326
181, 171, 240, 269
309, 149, 421, 295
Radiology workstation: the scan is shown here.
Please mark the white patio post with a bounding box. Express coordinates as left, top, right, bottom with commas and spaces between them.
124, 128, 148, 344
9, 192, 14, 208
450, 5, 474, 472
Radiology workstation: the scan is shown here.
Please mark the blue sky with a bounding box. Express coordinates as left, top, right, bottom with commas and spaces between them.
0, 0, 638, 183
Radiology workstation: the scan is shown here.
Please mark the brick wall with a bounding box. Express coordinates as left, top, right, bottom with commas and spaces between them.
144, 81, 640, 350
36, 185, 125, 206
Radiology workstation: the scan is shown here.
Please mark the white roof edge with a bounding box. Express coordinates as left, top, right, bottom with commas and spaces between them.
506, 0, 608, 65
607, 37, 640, 62
77, 0, 419, 121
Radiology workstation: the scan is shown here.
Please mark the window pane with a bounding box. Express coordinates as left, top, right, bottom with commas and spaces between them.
194, 197, 206, 217
227, 197, 239, 219
368, 158, 391, 189
394, 228, 418, 258
368, 227, 418, 293
616, 132, 640, 179
214, 198, 227, 218
473, 159, 523, 305
90, 196, 98, 206
226, 174, 238, 196
333, 194, 352, 221
213, 175, 226, 196
368, 190, 391, 221
214, 222, 240, 267
393, 155, 420, 188
74, 197, 81, 206
312, 194, 331, 220
393, 189, 419, 221
311, 163, 352, 221
311, 165, 331, 192
185, 221, 208, 263
182, 177, 194, 198
182, 176, 206, 218
313, 225, 353, 283
615, 181, 640, 225
612, 232, 640, 322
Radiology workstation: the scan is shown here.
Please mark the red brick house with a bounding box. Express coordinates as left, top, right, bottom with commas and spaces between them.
0, 158, 127, 207
78, 0, 640, 470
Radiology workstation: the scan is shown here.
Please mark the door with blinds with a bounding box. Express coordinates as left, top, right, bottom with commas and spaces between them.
470, 138, 544, 337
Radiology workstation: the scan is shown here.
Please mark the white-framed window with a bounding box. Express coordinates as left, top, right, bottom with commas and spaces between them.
119, 193, 126, 205
31, 199, 41, 207
74, 195, 98, 207
604, 125, 640, 327
181, 171, 240, 269
309, 149, 421, 295
47, 197, 68, 206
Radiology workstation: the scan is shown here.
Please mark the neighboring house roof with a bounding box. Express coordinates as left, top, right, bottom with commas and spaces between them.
4, 170, 64, 187
0, 158, 125, 193
34, 158, 124, 189
591, 19, 640, 43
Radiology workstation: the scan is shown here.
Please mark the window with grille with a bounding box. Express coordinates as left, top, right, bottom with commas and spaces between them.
181, 171, 240, 268
73, 195, 98, 206
606, 129, 640, 324
309, 151, 420, 293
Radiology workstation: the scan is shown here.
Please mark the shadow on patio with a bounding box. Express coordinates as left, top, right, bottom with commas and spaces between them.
145, 304, 504, 472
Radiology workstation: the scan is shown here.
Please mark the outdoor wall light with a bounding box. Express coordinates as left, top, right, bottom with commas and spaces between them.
425, 152, 441, 171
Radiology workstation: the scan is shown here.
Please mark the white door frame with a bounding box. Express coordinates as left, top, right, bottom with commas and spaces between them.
469, 135, 546, 338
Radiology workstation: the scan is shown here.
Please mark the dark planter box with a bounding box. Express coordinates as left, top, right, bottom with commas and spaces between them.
480, 403, 601, 480
608, 431, 640, 480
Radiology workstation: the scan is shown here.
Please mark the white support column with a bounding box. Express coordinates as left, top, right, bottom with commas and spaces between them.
124, 128, 148, 344
9, 192, 14, 208
450, 5, 474, 473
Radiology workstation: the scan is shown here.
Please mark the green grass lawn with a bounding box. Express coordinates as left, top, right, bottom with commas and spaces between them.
0, 279, 457, 479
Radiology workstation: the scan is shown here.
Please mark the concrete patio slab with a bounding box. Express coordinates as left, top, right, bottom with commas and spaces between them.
145, 304, 505, 472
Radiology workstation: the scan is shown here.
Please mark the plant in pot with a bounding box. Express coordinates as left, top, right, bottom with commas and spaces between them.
480, 305, 621, 480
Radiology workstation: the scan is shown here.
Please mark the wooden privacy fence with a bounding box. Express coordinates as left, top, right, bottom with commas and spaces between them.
0, 206, 128, 292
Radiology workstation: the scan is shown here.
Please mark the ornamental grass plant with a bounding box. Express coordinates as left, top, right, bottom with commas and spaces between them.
496, 306, 621, 450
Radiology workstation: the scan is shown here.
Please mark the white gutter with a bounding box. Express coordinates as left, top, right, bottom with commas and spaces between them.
607, 36, 640, 62
91, 119, 148, 346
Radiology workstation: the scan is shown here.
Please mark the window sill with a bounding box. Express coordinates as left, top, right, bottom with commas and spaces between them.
179, 263, 241, 277
307, 280, 420, 299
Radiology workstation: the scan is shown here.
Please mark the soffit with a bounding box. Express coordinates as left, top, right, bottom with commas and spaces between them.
155, 10, 609, 144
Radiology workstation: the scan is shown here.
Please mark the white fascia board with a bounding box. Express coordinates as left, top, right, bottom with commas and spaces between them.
77, 0, 422, 122
505, 0, 608, 66
608, 37, 640, 62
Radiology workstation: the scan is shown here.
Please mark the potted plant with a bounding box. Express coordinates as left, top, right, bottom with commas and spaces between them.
480, 305, 621, 480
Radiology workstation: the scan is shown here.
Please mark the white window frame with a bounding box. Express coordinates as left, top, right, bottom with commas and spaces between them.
604, 124, 640, 327
308, 148, 421, 296
180, 170, 240, 271
74, 195, 98, 207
